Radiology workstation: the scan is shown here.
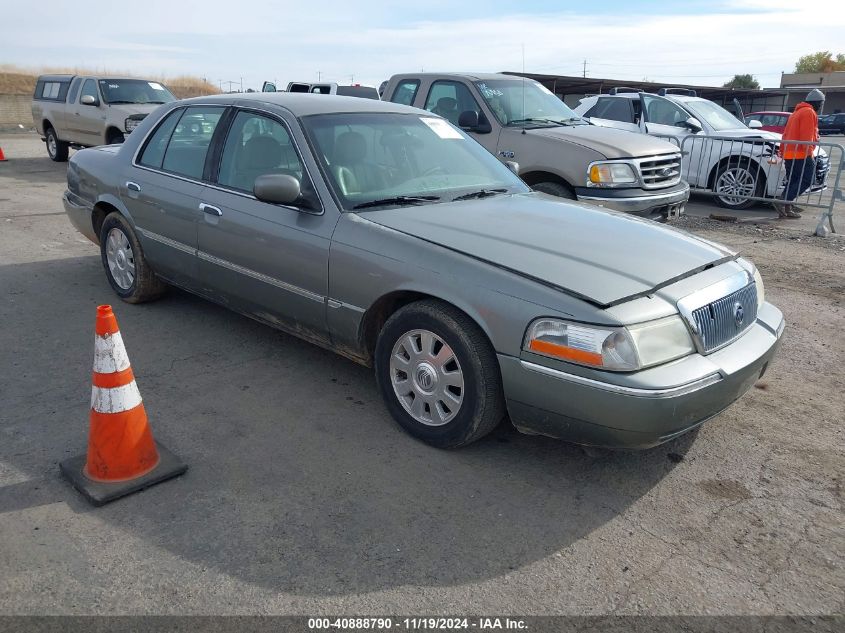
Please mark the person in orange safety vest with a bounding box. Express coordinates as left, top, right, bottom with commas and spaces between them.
775, 89, 824, 218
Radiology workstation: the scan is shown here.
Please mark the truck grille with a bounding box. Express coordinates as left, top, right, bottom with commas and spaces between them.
637, 153, 682, 189
691, 283, 758, 353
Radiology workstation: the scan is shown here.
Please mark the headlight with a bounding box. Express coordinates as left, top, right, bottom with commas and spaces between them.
125, 117, 142, 133
752, 267, 765, 308
524, 316, 695, 371
587, 161, 638, 187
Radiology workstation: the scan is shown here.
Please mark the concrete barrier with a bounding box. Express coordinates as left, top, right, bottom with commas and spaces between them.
0, 94, 32, 128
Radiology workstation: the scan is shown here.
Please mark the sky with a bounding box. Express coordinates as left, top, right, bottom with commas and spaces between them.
3, 0, 844, 91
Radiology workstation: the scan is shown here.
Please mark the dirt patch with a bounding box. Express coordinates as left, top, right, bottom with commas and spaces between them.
697, 478, 754, 501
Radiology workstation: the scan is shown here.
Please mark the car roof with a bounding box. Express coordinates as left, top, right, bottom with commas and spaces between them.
390, 72, 523, 82
175, 92, 421, 116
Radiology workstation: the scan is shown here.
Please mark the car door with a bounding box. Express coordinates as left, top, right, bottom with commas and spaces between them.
72, 78, 106, 145
639, 93, 704, 185
122, 104, 227, 288
195, 108, 334, 345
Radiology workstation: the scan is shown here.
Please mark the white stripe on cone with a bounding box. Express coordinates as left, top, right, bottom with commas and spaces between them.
91, 381, 143, 414
93, 331, 131, 374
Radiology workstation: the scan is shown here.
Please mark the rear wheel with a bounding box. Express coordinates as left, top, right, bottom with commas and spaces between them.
375, 300, 505, 448
532, 181, 576, 199
713, 161, 764, 210
99, 212, 166, 303
45, 126, 69, 162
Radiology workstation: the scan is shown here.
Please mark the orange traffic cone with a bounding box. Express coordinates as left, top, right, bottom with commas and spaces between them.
0, 146, 6, 161
60, 305, 186, 506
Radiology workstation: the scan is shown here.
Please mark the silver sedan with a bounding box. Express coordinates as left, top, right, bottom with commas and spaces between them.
63, 93, 784, 449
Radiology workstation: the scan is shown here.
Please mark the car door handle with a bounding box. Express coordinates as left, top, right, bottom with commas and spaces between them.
126, 181, 141, 192
199, 203, 222, 216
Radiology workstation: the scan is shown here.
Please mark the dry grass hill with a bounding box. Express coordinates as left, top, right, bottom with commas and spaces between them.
0, 65, 220, 98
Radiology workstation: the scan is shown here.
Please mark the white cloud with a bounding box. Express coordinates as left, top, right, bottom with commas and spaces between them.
3, 1, 844, 90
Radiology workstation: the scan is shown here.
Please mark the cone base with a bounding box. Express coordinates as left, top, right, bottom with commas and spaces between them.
60, 442, 187, 507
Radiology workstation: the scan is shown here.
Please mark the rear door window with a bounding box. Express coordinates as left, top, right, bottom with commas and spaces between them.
390, 80, 420, 106
587, 97, 634, 123
160, 107, 225, 180
138, 109, 183, 169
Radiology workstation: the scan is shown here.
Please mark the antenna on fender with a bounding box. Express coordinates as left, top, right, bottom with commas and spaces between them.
521, 43, 526, 135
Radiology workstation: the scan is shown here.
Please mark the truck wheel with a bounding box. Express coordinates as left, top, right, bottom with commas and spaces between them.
375, 300, 505, 449
532, 181, 576, 199
45, 126, 69, 162
713, 161, 763, 210
106, 129, 125, 145
99, 212, 167, 303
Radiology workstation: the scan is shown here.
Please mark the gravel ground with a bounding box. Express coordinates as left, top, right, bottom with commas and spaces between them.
0, 133, 842, 618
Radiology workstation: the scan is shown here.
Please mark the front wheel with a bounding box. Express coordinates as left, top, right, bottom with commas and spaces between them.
99, 212, 167, 303
45, 127, 69, 162
713, 161, 764, 210
106, 129, 125, 145
375, 300, 505, 448
532, 181, 576, 199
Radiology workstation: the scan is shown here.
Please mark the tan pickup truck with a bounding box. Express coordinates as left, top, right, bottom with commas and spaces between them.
31, 74, 176, 161
382, 73, 690, 220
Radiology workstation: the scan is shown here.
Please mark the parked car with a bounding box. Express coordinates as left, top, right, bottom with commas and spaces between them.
818, 113, 845, 135
743, 111, 789, 134
575, 88, 829, 210
381, 73, 689, 221
31, 74, 176, 162
261, 81, 380, 100
62, 93, 784, 449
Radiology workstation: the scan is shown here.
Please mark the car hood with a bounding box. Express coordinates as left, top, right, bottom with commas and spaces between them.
705, 128, 781, 141
106, 103, 162, 116
358, 193, 736, 307
527, 124, 679, 159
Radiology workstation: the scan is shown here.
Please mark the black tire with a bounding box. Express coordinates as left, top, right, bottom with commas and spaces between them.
375, 300, 506, 448
712, 160, 765, 210
532, 181, 576, 199
106, 129, 125, 145
45, 126, 69, 162
99, 212, 166, 303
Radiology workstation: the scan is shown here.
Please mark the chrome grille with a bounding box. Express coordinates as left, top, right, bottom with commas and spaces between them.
691, 283, 758, 353
637, 153, 682, 189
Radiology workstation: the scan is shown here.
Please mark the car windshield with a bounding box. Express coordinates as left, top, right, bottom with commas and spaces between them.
302, 112, 528, 210
473, 79, 585, 127
684, 100, 746, 131
98, 79, 176, 105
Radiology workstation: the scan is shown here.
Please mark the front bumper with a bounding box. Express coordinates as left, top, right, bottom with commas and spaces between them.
500, 302, 784, 449
63, 190, 98, 244
575, 181, 690, 221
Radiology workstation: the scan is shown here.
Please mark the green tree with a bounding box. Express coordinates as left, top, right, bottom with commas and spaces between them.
723, 74, 760, 89
794, 51, 845, 73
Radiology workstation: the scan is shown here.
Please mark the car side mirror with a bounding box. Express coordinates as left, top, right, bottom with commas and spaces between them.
458, 110, 479, 129
254, 174, 301, 205
81, 95, 98, 106
748, 119, 763, 129
457, 110, 492, 134
684, 116, 703, 132
504, 161, 520, 175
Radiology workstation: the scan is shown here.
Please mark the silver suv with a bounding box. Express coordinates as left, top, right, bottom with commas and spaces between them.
31, 74, 176, 162
575, 88, 829, 209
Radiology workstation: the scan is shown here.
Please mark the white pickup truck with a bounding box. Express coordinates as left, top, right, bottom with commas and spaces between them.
31, 74, 176, 161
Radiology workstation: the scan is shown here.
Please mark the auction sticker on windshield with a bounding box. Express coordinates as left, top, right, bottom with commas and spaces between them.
421, 117, 463, 139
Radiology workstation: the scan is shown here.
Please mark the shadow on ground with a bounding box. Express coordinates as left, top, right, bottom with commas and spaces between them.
0, 255, 696, 595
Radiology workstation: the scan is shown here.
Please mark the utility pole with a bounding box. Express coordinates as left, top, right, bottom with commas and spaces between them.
583, 59, 587, 78
317, 71, 322, 82
240, 77, 243, 93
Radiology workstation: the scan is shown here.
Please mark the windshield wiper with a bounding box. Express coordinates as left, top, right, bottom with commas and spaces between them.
352, 195, 440, 210
507, 117, 563, 127
106, 100, 138, 105
452, 188, 508, 201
